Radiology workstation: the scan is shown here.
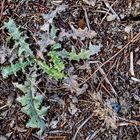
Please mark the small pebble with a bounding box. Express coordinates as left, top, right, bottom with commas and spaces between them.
107, 14, 116, 21
124, 25, 132, 34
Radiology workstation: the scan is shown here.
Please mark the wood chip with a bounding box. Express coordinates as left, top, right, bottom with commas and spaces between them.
137, 59, 140, 65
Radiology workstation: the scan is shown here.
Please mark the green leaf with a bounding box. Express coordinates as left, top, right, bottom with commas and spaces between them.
89, 42, 103, 55
18, 38, 32, 56
4, 18, 32, 57
4, 19, 21, 40
69, 46, 90, 61
33, 95, 44, 109
69, 46, 80, 61
50, 24, 58, 39
14, 79, 49, 136
52, 43, 61, 50
13, 84, 25, 93
59, 46, 90, 61
38, 106, 49, 117
17, 94, 31, 106
36, 43, 65, 80
36, 59, 65, 80
58, 43, 102, 61
1, 59, 32, 79
78, 49, 90, 59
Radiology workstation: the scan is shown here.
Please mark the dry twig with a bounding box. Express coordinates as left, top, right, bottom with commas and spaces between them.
130, 51, 135, 76
96, 63, 117, 96
72, 113, 94, 140
0, 0, 5, 20
118, 117, 140, 126
83, 6, 91, 30
80, 32, 140, 86
100, 1, 117, 24
86, 128, 102, 140
103, 0, 120, 21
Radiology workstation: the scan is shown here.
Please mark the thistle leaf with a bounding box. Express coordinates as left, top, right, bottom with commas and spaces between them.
1, 59, 32, 79
14, 79, 49, 136
4, 19, 21, 40
4, 18, 32, 57
58, 43, 102, 61
89, 42, 103, 55
50, 24, 58, 39
69, 46, 90, 61
52, 43, 61, 50
36, 59, 65, 80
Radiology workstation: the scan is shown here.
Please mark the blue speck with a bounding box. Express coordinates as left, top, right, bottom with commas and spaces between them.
111, 103, 121, 113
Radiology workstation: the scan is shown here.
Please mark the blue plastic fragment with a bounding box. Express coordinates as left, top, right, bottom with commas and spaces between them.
111, 103, 121, 113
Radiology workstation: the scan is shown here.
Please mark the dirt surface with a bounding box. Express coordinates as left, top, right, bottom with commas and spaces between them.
0, 0, 140, 140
